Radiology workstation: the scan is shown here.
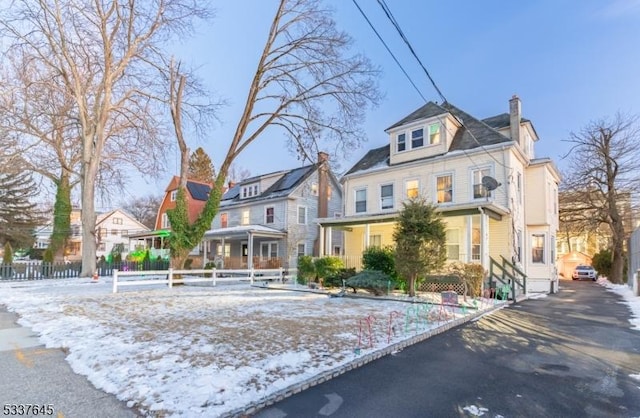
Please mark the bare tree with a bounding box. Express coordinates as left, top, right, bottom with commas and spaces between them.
0, 1, 211, 276
562, 113, 640, 283
164, 0, 380, 268
120, 195, 163, 230
227, 164, 252, 184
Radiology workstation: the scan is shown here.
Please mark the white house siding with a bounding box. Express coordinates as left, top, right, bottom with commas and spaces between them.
344, 149, 510, 218
96, 209, 150, 258
628, 228, 640, 295
524, 165, 550, 226
488, 217, 512, 262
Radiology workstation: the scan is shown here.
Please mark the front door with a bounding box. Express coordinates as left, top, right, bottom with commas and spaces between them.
241, 243, 248, 267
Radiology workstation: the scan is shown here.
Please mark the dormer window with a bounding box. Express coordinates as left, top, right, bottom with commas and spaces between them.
411, 128, 424, 148
241, 184, 260, 199
429, 124, 441, 145
397, 133, 406, 152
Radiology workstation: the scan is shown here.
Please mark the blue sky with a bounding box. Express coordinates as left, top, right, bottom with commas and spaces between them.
145, 0, 640, 196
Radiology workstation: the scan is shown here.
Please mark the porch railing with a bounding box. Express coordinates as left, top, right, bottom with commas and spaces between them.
487, 256, 527, 301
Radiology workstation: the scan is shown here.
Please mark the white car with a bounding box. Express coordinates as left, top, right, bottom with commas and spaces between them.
572, 265, 597, 281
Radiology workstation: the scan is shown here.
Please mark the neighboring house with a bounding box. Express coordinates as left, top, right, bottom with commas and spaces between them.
129, 176, 212, 261
556, 189, 635, 278
95, 209, 150, 259
34, 208, 148, 261
202, 152, 342, 269
318, 96, 561, 293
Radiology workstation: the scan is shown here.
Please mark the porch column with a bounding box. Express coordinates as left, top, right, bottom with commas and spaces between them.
247, 232, 254, 269
481, 210, 489, 268
325, 226, 333, 256
319, 225, 325, 257
202, 238, 208, 267
364, 224, 370, 248
221, 237, 226, 268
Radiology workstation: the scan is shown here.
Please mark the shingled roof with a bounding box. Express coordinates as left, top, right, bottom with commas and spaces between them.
221, 164, 318, 204
347, 101, 517, 176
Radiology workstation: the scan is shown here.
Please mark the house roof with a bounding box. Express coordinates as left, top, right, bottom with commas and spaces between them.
165, 176, 212, 201
203, 224, 286, 240
481, 113, 529, 130
221, 164, 324, 205
347, 101, 515, 176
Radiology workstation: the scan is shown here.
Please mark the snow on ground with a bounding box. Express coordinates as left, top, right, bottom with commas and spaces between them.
0, 278, 497, 417
597, 277, 640, 330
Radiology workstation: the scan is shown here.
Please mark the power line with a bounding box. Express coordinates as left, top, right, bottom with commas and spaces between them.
351, 0, 427, 103
376, 0, 447, 103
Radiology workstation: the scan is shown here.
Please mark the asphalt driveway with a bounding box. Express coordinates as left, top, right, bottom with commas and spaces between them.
255, 280, 640, 417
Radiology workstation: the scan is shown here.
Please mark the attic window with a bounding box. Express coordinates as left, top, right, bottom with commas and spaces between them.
170, 190, 177, 201
429, 123, 441, 145
397, 133, 406, 152
311, 182, 318, 196
411, 128, 424, 148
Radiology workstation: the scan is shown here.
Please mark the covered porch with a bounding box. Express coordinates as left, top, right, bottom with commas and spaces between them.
128, 230, 171, 260
318, 202, 509, 272
203, 225, 287, 269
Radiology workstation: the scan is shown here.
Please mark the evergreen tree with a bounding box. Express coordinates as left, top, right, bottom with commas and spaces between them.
0, 164, 43, 247
3, 242, 13, 264
188, 147, 215, 184
393, 198, 446, 297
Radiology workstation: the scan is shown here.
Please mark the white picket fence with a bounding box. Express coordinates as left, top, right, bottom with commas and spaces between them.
112, 268, 287, 293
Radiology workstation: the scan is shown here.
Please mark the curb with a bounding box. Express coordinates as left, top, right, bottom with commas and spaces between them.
222, 301, 506, 418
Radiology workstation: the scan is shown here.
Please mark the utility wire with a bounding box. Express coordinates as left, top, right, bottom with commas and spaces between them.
376, 0, 447, 103
351, 0, 427, 103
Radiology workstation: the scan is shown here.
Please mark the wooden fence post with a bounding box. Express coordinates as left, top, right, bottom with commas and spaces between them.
212, 268, 216, 287
168, 268, 173, 288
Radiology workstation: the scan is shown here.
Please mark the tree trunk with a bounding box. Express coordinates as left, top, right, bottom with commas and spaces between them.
50, 171, 72, 262
80, 159, 99, 277
408, 274, 416, 297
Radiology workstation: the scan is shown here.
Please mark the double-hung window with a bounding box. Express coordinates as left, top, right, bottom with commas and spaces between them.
397, 133, 406, 152
436, 174, 453, 203
405, 179, 419, 199
241, 210, 250, 225
532, 234, 545, 263
265, 207, 274, 224
411, 128, 424, 148
220, 213, 228, 228
472, 168, 491, 199
380, 184, 394, 210
355, 189, 367, 213
297, 206, 307, 224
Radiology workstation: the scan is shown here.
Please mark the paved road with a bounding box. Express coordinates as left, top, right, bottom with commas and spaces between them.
255, 280, 640, 418
0, 306, 138, 418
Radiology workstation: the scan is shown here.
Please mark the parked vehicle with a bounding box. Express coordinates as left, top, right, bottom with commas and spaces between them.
572, 265, 597, 281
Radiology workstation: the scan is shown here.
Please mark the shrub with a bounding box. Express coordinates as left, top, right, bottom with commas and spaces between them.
3, 242, 13, 264
362, 245, 396, 279
43, 248, 54, 263
592, 249, 612, 278
314, 256, 344, 281
446, 262, 485, 298
184, 258, 193, 269
204, 261, 216, 278
297, 255, 316, 284
345, 270, 392, 296
323, 268, 356, 288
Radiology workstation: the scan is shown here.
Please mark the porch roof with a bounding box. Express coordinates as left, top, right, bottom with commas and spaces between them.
128, 229, 171, 239
203, 225, 286, 240
317, 202, 509, 227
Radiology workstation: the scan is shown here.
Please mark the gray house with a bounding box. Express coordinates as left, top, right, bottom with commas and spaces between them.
203, 152, 343, 269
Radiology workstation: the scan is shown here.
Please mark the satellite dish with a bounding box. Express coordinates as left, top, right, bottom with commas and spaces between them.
482, 176, 501, 191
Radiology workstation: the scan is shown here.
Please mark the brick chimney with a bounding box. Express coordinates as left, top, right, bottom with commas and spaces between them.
509, 95, 522, 147
228, 181, 236, 189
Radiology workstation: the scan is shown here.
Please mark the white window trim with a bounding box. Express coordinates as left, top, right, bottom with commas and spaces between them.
392, 121, 443, 154
404, 178, 420, 199
220, 212, 228, 228
261, 241, 279, 259
297, 242, 306, 257
531, 233, 546, 264
380, 183, 394, 211
434, 172, 455, 204
396, 133, 406, 152
241, 209, 250, 225
354, 187, 367, 214
446, 228, 460, 261
470, 166, 494, 201
170, 190, 177, 202
297, 205, 307, 224
161, 213, 169, 229
264, 206, 275, 224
